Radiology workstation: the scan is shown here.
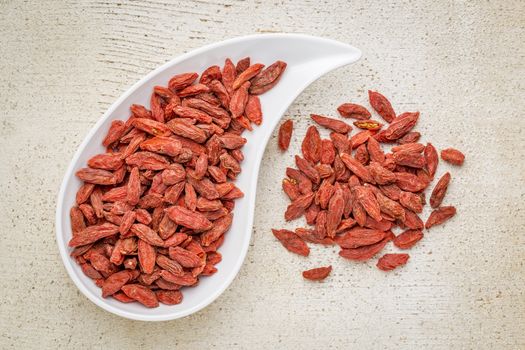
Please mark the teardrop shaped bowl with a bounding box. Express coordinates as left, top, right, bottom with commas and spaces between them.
56, 33, 361, 321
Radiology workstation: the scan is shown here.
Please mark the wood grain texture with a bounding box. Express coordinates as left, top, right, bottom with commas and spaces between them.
0, 0, 524, 348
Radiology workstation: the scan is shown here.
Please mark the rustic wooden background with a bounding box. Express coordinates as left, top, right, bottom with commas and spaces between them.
1, 0, 524, 348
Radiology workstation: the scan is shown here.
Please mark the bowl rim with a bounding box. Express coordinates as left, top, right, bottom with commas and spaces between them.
56, 33, 361, 321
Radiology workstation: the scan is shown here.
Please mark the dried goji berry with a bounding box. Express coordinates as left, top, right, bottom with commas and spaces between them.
278, 120, 293, 151
302, 266, 332, 281
376, 253, 409, 271
441, 148, 465, 165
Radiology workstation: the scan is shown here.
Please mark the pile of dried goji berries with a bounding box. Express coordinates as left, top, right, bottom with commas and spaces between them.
275, 90, 464, 280
69, 57, 286, 307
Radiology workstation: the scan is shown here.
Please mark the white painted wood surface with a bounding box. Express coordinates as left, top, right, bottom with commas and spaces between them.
0, 0, 523, 348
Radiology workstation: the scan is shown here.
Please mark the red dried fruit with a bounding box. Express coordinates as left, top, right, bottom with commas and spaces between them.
200, 213, 233, 247
352, 201, 367, 227
80, 263, 102, 280
121, 284, 159, 308
207, 252, 222, 265
335, 228, 385, 248
229, 81, 250, 118
208, 80, 230, 108
364, 217, 391, 231
340, 153, 374, 183
353, 120, 383, 131
76, 183, 95, 205
130, 104, 152, 119
75, 168, 116, 185
311, 114, 352, 134
397, 131, 421, 144
156, 255, 183, 275
399, 191, 423, 213
441, 148, 465, 165
282, 178, 300, 201
376, 253, 409, 271
425, 206, 456, 229
354, 144, 369, 165
395, 172, 427, 192
350, 130, 373, 150
393, 229, 423, 249
301, 126, 322, 163
124, 168, 140, 207
320, 139, 336, 165
295, 227, 333, 245
339, 232, 394, 261
286, 167, 313, 194
368, 90, 395, 123
132, 118, 172, 137
249, 60, 287, 95
430, 172, 451, 208
140, 137, 182, 157
162, 232, 187, 247
302, 266, 332, 281
78, 204, 96, 225
122, 132, 147, 159
342, 186, 354, 218
337, 103, 371, 120
316, 180, 335, 209
165, 205, 213, 232
131, 224, 164, 247
171, 105, 213, 124
295, 155, 320, 184
168, 246, 202, 268
87, 153, 123, 171
424, 143, 439, 179
150, 93, 165, 122
154, 85, 176, 100
103, 120, 126, 147
375, 191, 405, 221
233, 63, 264, 90
70, 207, 86, 235
330, 141, 351, 166
326, 187, 344, 237
222, 58, 236, 94
384, 112, 419, 140
403, 210, 424, 230
117, 211, 135, 236
68, 223, 119, 247
379, 184, 401, 201
392, 143, 425, 153
159, 271, 198, 286
199, 65, 222, 85
184, 183, 197, 211
101, 270, 131, 297
245, 95, 262, 125
102, 186, 127, 203
112, 291, 134, 303
126, 151, 170, 170
278, 120, 293, 151
354, 186, 382, 221
166, 119, 207, 143
168, 72, 198, 91
367, 136, 385, 164
285, 193, 315, 221
156, 290, 183, 305
368, 161, 396, 185
392, 150, 426, 168
272, 229, 310, 256
316, 164, 333, 179
219, 133, 246, 150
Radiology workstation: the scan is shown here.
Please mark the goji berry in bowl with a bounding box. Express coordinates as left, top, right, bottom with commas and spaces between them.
56, 34, 361, 321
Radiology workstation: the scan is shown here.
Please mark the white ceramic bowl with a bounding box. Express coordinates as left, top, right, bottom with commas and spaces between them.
56, 33, 361, 321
